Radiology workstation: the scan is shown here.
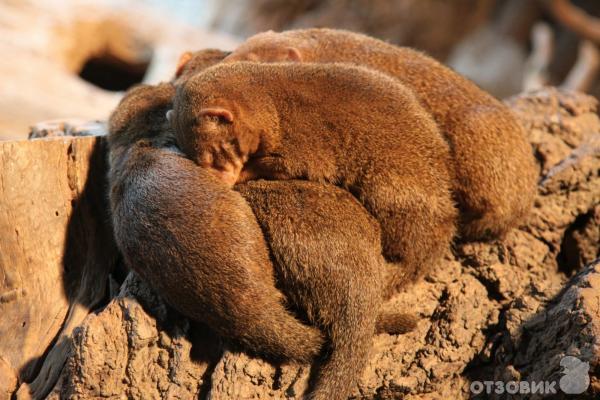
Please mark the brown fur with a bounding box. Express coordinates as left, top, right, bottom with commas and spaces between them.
225, 28, 538, 240
238, 179, 415, 398
171, 61, 457, 286
108, 83, 324, 364
108, 81, 416, 400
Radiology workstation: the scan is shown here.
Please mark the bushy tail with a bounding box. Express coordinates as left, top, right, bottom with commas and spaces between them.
304, 308, 417, 399
229, 294, 325, 364
375, 310, 418, 335
306, 336, 371, 400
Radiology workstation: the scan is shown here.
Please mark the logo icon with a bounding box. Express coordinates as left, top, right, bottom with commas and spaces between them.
559, 356, 590, 394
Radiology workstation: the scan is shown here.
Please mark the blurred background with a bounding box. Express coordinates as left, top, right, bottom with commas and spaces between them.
1, 0, 598, 140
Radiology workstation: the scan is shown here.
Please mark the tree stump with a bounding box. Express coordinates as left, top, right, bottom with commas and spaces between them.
0, 136, 118, 400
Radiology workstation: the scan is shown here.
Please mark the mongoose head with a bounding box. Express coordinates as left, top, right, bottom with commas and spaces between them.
224, 31, 303, 63
108, 83, 176, 164
167, 99, 243, 186
169, 63, 278, 187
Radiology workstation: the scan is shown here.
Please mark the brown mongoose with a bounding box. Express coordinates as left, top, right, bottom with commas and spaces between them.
224, 28, 538, 241
108, 84, 325, 363
170, 61, 457, 285
108, 81, 417, 399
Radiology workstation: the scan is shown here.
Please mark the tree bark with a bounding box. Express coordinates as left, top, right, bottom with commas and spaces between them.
0, 136, 118, 400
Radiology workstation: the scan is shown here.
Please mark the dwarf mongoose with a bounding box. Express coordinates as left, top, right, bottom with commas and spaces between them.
108, 81, 415, 400
224, 28, 538, 240
170, 61, 457, 285
108, 84, 324, 363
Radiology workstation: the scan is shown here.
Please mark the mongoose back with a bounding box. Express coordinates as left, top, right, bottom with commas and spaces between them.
171, 61, 457, 285
224, 28, 538, 240
108, 81, 416, 400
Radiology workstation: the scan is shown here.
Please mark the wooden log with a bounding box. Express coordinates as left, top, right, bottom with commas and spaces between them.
0, 136, 118, 399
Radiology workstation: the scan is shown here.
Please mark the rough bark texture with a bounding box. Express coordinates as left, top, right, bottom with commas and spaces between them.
1, 87, 598, 399
0, 136, 118, 400
46, 274, 220, 400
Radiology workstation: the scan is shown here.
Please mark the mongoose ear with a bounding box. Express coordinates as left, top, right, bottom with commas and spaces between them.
200, 107, 234, 123
175, 51, 193, 77
286, 47, 302, 62
166, 109, 173, 123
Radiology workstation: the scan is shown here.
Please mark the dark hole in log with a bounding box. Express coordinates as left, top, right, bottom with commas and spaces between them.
557, 211, 593, 276
79, 53, 149, 91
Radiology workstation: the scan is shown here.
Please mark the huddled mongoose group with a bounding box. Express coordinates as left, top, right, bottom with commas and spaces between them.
108, 75, 416, 400
107, 28, 537, 400
170, 61, 457, 286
